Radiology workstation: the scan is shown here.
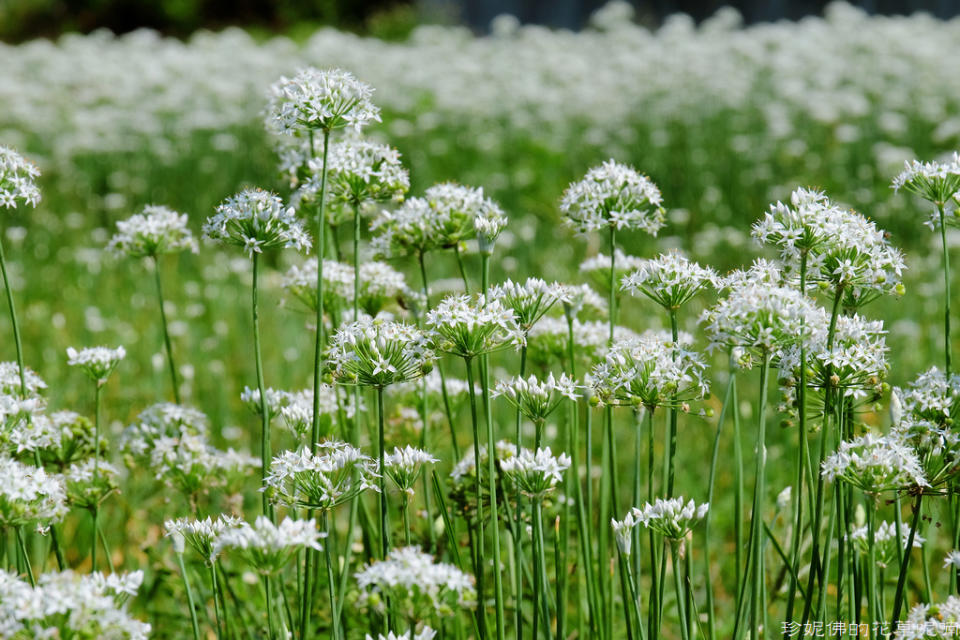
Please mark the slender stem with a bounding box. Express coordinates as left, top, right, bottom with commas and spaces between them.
666, 310, 680, 498
402, 494, 412, 546
252, 253, 272, 518
616, 550, 636, 640
263, 575, 276, 640
455, 244, 471, 294
514, 345, 527, 640
210, 563, 224, 640
705, 373, 735, 640
311, 128, 331, 452
464, 358, 488, 637
0, 233, 26, 396
534, 501, 550, 640
732, 374, 743, 605
671, 540, 690, 640
92, 382, 103, 570
866, 495, 878, 637
323, 512, 340, 640
748, 355, 771, 638
15, 527, 33, 586
152, 255, 180, 403
890, 494, 924, 633
178, 552, 203, 640
377, 387, 389, 559
940, 205, 952, 376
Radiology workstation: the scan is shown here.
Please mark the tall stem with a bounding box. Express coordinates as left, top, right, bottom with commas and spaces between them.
152, 255, 180, 403
92, 382, 103, 570
377, 386, 389, 558
178, 552, 202, 640
666, 310, 679, 497
671, 540, 690, 640
705, 373, 735, 640
0, 233, 26, 395
940, 205, 952, 376
464, 358, 488, 637
890, 493, 924, 633
311, 128, 331, 453
866, 495, 878, 637
252, 253, 272, 517
534, 501, 550, 640
514, 345, 528, 640
323, 512, 341, 640
748, 354, 771, 638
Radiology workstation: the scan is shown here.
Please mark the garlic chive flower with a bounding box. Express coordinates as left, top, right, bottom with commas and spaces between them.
8, 411, 96, 467
383, 446, 439, 496
488, 278, 570, 330
65, 458, 119, 510
426, 294, 523, 358
499, 446, 571, 500
297, 139, 409, 209
822, 432, 927, 493
0, 361, 46, 397
580, 249, 645, 294
898, 595, 960, 639
0, 455, 67, 530
66, 346, 126, 386
752, 187, 844, 263
283, 258, 418, 316
0, 146, 41, 209
560, 160, 665, 234
165, 515, 244, 563
590, 335, 708, 409
621, 250, 718, 310
0, 570, 150, 639
203, 188, 310, 257
611, 509, 641, 556
527, 317, 636, 370
560, 283, 608, 320
264, 442, 379, 510
366, 629, 438, 640
493, 373, 580, 423
149, 434, 258, 496
214, 516, 323, 576
370, 182, 506, 258
275, 386, 347, 440
120, 402, 208, 459
848, 521, 924, 569
634, 496, 709, 539
327, 318, 433, 388
893, 367, 960, 428
268, 67, 380, 135
107, 205, 198, 258
701, 271, 816, 360
355, 546, 477, 619
892, 153, 960, 209
944, 551, 960, 570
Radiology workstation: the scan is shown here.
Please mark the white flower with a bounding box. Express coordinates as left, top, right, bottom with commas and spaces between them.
214, 516, 323, 575
0, 361, 47, 397
426, 294, 523, 358
590, 334, 708, 409
165, 515, 242, 562
66, 345, 126, 385
383, 446, 439, 495
203, 188, 310, 257
0, 455, 67, 529
267, 67, 380, 134
355, 546, 476, 618
120, 402, 209, 458
822, 432, 927, 493
499, 446, 572, 499
493, 373, 579, 423
487, 278, 569, 330
621, 250, 717, 310
107, 204, 198, 257
892, 152, 960, 208
64, 458, 119, 510
560, 160, 665, 234
295, 139, 409, 209
327, 318, 434, 387
0, 146, 41, 209
944, 550, 960, 570
282, 258, 418, 316
633, 496, 709, 539
847, 521, 924, 569
148, 433, 258, 495
897, 595, 960, 639
365, 629, 437, 640
611, 509, 641, 556
264, 442, 379, 510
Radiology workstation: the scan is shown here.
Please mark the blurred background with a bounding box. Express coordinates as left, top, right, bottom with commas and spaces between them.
2, 0, 959, 41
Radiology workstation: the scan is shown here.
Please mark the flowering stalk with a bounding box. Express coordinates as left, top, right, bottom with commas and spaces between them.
747, 352, 771, 637
311, 128, 331, 453
600, 224, 619, 637
176, 550, 202, 640
463, 359, 488, 637
704, 371, 735, 640
865, 494, 879, 637
939, 204, 952, 375
0, 234, 26, 397
377, 386, 389, 559
670, 539, 690, 640
322, 511, 340, 640
513, 345, 527, 639
251, 253, 272, 518
890, 494, 924, 632
152, 256, 180, 403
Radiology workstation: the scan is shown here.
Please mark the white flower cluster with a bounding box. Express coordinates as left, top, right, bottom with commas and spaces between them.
107, 204, 198, 258
752, 187, 847, 262
0, 455, 67, 530
296, 139, 409, 209
213, 516, 323, 575
579, 249, 645, 278
264, 442, 379, 510
66, 345, 126, 384
847, 520, 924, 569
615, 496, 709, 541
0, 361, 46, 397
893, 367, 960, 427
493, 373, 579, 423
892, 152, 960, 210
119, 402, 208, 458
6, 411, 94, 466
621, 250, 718, 310
355, 546, 476, 618
487, 278, 569, 330
365, 629, 437, 640
426, 294, 522, 358
283, 257, 418, 316
148, 433, 259, 496
560, 160, 665, 234
203, 188, 310, 257
327, 319, 433, 387
590, 335, 708, 409
526, 317, 635, 369
165, 514, 242, 562
0, 146, 40, 209
383, 445, 439, 495
499, 446, 572, 500
370, 183, 506, 257
898, 595, 960, 640
0, 569, 150, 639
822, 432, 927, 493
267, 67, 380, 134
64, 458, 119, 510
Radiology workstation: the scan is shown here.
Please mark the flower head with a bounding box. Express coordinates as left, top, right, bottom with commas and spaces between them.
822, 432, 926, 493
560, 160, 665, 234
267, 67, 380, 134
499, 446, 571, 500
64, 458, 119, 510
384, 446, 439, 496
203, 188, 310, 257
355, 546, 476, 619
621, 251, 717, 310
488, 278, 569, 330
165, 515, 243, 563
493, 373, 579, 423
0, 455, 67, 530
327, 319, 433, 387
283, 258, 418, 317
296, 139, 408, 209
426, 294, 522, 358
214, 516, 323, 575
107, 205, 198, 258
633, 496, 709, 539
66, 346, 126, 385
0, 361, 46, 397
847, 520, 923, 569
120, 403, 208, 459
264, 442, 379, 510
0, 146, 41, 209
892, 153, 960, 208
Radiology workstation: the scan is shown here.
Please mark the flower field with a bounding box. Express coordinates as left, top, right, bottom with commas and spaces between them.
3, 2, 960, 638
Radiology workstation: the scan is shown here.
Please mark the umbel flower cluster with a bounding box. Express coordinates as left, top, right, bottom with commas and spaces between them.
0, 146, 41, 209
203, 188, 311, 256
107, 205, 198, 258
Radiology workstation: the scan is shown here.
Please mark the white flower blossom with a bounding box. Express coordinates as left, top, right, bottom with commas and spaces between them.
560, 160, 665, 234
203, 188, 310, 257
107, 205, 198, 258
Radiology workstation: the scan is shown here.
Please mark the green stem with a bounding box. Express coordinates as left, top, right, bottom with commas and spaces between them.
210, 563, 224, 640
866, 495, 878, 637
323, 512, 340, 640
92, 382, 103, 570
705, 373, 735, 640
178, 552, 202, 640
153, 255, 180, 404
514, 345, 527, 640
671, 540, 690, 640
748, 354, 771, 638
252, 252, 272, 518
0, 232, 26, 396
377, 386, 389, 558
940, 205, 952, 376
534, 501, 550, 640
616, 550, 636, 640
455, 244, 471, 294
15, 527, 33, 586
310, 127, 331, 452
666, 310, 679, 498
464, 358, 488, 638
890, 494, 924, 633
